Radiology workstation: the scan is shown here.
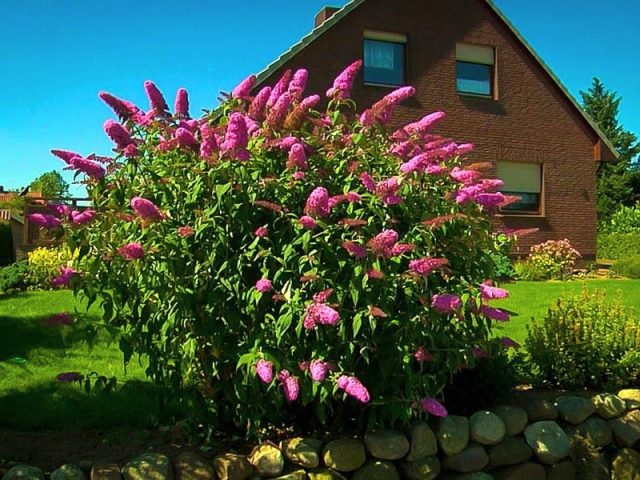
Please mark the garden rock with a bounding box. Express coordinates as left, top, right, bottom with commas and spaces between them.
281, 438, 322, 469
174, 452, 215, 480
524, 421, 571, 465
438, 416, 470, 456
494, 462, 545, 480
487, 437, 533, 467
51, 465, 85, 480
122, 453, 173, 480
571, 416, 612, 448
406, 423, 438, 461
592, 393, 626, 419
469, 411, 506, 445
2, 465, 44, 480
611, 448, 640, 480
547, 460, 575, 480
248, 444, 284, 477
365, 430, 409, 460
213, 453, 253, 480
441, 444, 489, 473
609, 409, 640, 447
307, 469, 345, 480
491, 406, 528, 436
618, 389, 640, 408
399, 457, 440, 480
273, 470, 307, 480
90, 463, 121, 480
322, 439, 366, 472
352, 461, 399, 480
555, 395, 596, 425
449, 474, 494, 480
523, 400, 558, 421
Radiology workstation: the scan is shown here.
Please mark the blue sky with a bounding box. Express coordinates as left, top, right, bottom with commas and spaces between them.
1, 0, 638, 195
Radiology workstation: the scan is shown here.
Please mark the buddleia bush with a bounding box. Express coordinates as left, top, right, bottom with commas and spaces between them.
44, 61, 520, 434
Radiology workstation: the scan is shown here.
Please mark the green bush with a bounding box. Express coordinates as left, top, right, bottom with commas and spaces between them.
598, 233, 640, 260
612, 256, 640, 279
0, 222, 14, 266
604, 205, 640, 234
0, 261, 29, 295
514, 259, 547, 281
56, 64, 515, 435
526, 290, 640, 390
26, 245, 77, 289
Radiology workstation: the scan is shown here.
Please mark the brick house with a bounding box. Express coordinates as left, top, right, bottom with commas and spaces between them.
255, 0, 617, 260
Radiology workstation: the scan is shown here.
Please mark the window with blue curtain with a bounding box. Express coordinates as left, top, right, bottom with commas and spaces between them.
456, 43, 495, 97
364, 39, 405, 86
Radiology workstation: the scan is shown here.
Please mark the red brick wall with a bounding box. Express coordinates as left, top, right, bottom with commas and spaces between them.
260, 0, 599, 259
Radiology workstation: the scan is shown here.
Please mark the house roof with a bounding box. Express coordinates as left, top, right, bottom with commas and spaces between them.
255, 0, 619, 160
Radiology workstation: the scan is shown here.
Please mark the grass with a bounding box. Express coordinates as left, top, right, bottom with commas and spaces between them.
493, 278, 640, 345
0, 290, 186, 430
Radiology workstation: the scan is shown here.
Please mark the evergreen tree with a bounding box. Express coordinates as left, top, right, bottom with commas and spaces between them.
580, 78, 640, 224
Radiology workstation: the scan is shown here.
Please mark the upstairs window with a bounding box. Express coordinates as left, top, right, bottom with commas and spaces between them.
456, 43, 495, 97
363, 31, 407, 86
497, 161, 543, 214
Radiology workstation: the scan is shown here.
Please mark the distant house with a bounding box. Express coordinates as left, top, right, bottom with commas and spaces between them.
256, 0, 617, 260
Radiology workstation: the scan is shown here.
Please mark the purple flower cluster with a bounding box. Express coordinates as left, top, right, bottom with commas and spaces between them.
256, 359, 274, 384
131, 197, 163, 222
337, 375, 370, 403
304, 187, 331, 218
303, 303, 340, 330
117, 242, 145, 261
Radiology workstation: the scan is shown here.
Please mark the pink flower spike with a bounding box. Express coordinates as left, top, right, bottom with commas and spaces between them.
480, 305, 510, 322
256, 359, 274, 384
248, 86, 272, 121
70, 209, 96, 226
299, 215, 318, 230
304, 187, 330, 218
360, 172, 377, 192
450, 167, 481, 185
28, 213, 61, 229
144, 80, 168, 113
255, 278, 273, 293
220, 112, 249, 160
51, 149, 81, 165
343, 241, 367, 259
174, 127, 198, 149
307, 303, 340, 326
44, 313, 72, 327
267, 70, 293, 108
480, 281, 509, 300
309, 360, 330, 383
255, 226, 268, 237
232, 74, 256, 99
174, 88, 189, 118
337, 375, 370, 403
367, 268, 384, 280
409, 258, 449, 276
103, 119, 133, 148
431, 294, 462, 314
501, 337, 521, 349
278, 370, 300, 402
51, 266, 77, 287
266, 92, 292, 129
117, 242, 145, 261
414, 346, 434, 363
288, 68, 309, 100
98, 91, 141, 121
130, 197, 162, 222
178, 226, 194, 237
420, 398, 448, 417
313, 289, 333, 304
326, 60, 363, 99
68, 157, 105, 180
287, 143, 308, 171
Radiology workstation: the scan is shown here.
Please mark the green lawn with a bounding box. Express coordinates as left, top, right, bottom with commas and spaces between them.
493, 279, 640, 345
0, 290, 186, 430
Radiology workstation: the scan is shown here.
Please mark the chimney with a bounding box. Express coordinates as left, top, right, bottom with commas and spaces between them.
315, 6, 340, 28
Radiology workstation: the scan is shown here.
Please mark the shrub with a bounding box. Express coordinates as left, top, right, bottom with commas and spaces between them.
0, 222, 14, 266
604, 204, 640, 234
612, 256, 640, 279
521, 239, 581, 280
514, 259, 547, 281
598, 233, 640, 260
526, 289, 640, 390
26, 245, 77, 289
489, 234, 517, 279
0, 261, 28, 295
53, 64, 518, 434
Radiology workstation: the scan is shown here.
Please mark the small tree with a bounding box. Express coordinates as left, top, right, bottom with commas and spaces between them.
31, 170, 69, 198
45, 63, 518, 435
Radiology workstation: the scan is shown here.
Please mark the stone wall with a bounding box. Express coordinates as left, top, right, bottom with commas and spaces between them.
4, 389, 640, 480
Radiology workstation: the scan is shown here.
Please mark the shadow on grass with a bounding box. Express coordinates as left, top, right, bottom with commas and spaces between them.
0, 315, 74, 361
0, 379, 191, 431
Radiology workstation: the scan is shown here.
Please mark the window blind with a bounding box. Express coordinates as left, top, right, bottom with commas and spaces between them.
456, 43, 495, 65
496, 161, 541, 193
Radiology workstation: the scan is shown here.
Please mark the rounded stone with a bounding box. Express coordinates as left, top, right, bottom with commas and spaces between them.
352, 461, 399, 480
364, 430, 410, 460
609, 409, 640, 447
280, 438, 322, 469
547, 460, 576, 480
570, 416, 612, 448
307, 469, 345, 480
437, 415, 470, 456
612, 448, 640, 480
442, 444, 489, 473
322, 439, 366, 472
405, 422, 438, 461
122, 453, 172, 480
592, 393, 626, 419
494, 462, 545, 480
51, 465, 86, 480
174, 452, 215, 480
213, 453, 253, 480
469, 411, 506, 445
248, 444, 285, 477
90, 463, 121, 480
2, 465, 44, 480
399, 457, 440, 480
523, 399, 558, 422
487, 437, 533, 467
450, 474, 495, 480
491, 406, 528, 436
555, 395, 596, 425
618, 389, 640, 408
524, 421, 571, 465
273, 470, 307, 480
